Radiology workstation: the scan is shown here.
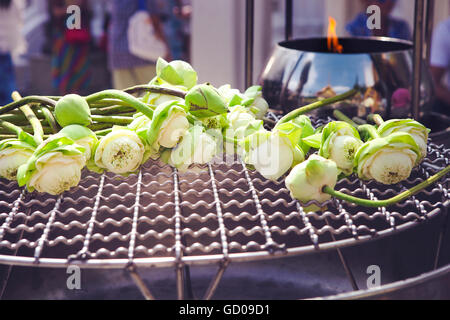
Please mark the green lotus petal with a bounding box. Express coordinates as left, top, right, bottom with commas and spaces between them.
146, 100, 188, 150
302, 133, 322, 149
378, 119, 430, 136
275, 122, 303, 149
244, 86, 262, 99
59, 125, 96, 142
185, 84, 228, 118
292, 145, 305, 166
0, 139, 35, 153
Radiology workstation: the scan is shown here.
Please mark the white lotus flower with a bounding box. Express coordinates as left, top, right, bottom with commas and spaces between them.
285, 154, 339, 205
330, 135, 362, 173
0, 147, 34, 180
95, 129, 145, 175
355, 132, 421, 185
28, 151, 86, 195
377, 119, 430, 160
319, 121, 363, 175
146, 101, 190, 150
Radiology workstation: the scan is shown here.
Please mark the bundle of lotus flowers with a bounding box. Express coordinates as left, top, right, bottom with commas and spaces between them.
0, 57, 448, 210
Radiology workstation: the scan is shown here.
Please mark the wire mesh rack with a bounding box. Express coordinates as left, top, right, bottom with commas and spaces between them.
0, 113, 449, 299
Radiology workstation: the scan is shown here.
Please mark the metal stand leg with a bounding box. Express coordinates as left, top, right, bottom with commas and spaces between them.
245, 0, 254, 88
325, 217, 359, 291
434, 206, 449, 270
203, 260, 230, 300
127, 264, 156, 300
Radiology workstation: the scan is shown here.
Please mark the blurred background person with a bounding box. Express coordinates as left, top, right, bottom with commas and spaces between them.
47, 0, 92, 95
346, 0, 411, 40
23, 0, 49, 56
153, 0, 187, 61
108, 0, 169, 90
0, 0, 26, 105
173, 0, 192, 61
430, 16, 450, 116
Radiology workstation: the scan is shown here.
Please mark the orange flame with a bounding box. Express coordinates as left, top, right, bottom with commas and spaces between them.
327, 16, 343, 53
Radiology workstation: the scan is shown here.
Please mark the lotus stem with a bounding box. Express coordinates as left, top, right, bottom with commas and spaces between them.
323, 165, 450, 208
12, 92, 44, 145
0, 96, 57, 115
123, 85, 187, 99
0, 134, 17, 139
352, 117, 367, 125
39, 106, 60, 134
91, 115, 133, 125
276, 89, 357, 126
0, 120, 24, 136
88, 99, 138, 109
90, 105, 137, 115
85, 90, 154, 119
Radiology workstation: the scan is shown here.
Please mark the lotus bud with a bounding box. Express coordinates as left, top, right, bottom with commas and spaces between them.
0, 139, 35, 180
59, 125, 98, 161
354, 132, 421, 185
156, 57, 198, 90
185, 84, 228, 118
285, 154, 339, 207
319, 121, 363, 175
17, 135, 86, 195
244, 86, 269, 120
94, 128, 145, 175
377, 119, 430, 160
54, 94, 92, 127
146, 101, 189, 150
169, 125, 217, 171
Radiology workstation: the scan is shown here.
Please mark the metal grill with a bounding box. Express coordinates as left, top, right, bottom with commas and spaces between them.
0, 114, 449, 299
